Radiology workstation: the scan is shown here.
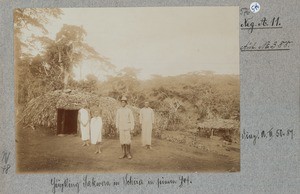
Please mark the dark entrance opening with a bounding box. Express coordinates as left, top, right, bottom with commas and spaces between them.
57, 109, 79, 135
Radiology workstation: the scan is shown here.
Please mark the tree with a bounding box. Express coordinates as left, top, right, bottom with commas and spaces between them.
14, 8, 63, 58
14, 8, 63, 105
14, 9, 114, 105
43, 24, 113, 89
72, 74, 99, 93
98, 67, 144, 105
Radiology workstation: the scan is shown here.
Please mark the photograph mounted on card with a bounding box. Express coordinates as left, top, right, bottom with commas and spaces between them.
14, 7, 240, 173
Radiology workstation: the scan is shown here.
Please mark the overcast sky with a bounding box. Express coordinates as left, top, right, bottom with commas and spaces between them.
43, 7, 239, 80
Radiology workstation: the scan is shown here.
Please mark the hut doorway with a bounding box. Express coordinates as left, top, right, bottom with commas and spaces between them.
57, 109, 78, 135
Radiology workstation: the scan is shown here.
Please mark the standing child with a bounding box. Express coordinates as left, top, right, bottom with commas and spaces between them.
90, 109, 103, 154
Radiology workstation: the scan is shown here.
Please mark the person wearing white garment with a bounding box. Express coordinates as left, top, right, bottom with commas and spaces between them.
78, 105, 90, 146
140, 101, 155, 149
90, 109, 103, 154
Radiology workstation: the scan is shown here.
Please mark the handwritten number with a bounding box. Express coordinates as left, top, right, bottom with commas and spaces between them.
1, 151, 11, 174
2, 164, 11, 174
2, 151, 10, 164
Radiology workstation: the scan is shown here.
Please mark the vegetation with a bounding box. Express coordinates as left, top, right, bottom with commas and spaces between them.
14, 8, 113, 105
15, 9, 240, 140
100, 71, 240, 133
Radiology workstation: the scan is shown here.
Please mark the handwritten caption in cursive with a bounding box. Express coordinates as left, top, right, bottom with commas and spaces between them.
1, 151, 11, 174
240, 40, 293, 52
239, 7, 293, 52
241, 128, 294, 145
240, 7, 282, 33
240, 16, 282, 34
51, 174, 192, 194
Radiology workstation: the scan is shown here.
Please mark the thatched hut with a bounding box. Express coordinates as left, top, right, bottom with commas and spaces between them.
21, 90, 141, 136
197, 119, 240, 141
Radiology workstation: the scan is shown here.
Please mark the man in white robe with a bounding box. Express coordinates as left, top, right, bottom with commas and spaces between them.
116, 96, 135, 159
140, 102, 155, 149
78, 106, 90, 146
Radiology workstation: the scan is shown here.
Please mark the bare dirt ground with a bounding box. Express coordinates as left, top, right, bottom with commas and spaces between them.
16, 126, 240, 173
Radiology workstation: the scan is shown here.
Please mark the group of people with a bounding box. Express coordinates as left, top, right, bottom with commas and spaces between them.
78, 96, 155, 160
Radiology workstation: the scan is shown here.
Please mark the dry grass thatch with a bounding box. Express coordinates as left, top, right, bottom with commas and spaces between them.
197, 119, 240, 142
20, 90, 142, 136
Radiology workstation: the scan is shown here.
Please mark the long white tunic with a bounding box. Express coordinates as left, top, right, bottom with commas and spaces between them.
90, 116, 103, 144
140, 107, 154, 146
116, 107, 134, 144
78, 108, 90, 141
